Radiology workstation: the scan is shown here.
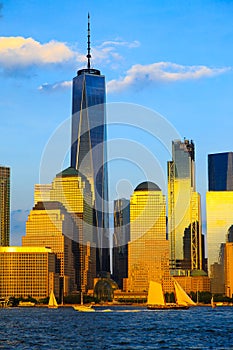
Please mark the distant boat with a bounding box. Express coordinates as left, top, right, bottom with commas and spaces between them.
73, 292, 95, 312
73, 304, 95, 312
19, 301, 35, 307
48, 290, 58, 309
147, 280, 196, 310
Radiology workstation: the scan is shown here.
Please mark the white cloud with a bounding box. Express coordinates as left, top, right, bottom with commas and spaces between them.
107, 62, 231, 93
38, 80, 72, 92
38, 61, 230, 93
0, 36, 79, 69
91, 40, 140, 65
99, 40, 140, 48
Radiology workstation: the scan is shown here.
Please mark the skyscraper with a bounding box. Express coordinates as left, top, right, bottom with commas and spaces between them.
0, 166, 10, 246
70, 14, 109, 274
168, 140, 202, 273
23, 201, 78, 296
112, 198, 130, 289
208, 152, 233, 191
50, 167, 96, 292
126, 182, 170, 292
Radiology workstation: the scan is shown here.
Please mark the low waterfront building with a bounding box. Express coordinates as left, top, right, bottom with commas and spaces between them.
173, 274, 210, 294
0, 247, 59, 300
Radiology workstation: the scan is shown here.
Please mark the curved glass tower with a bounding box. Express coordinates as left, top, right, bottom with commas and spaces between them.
70, 15, 109, 274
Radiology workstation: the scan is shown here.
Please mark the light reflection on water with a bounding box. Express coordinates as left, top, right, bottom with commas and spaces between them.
0, 306, 233, 349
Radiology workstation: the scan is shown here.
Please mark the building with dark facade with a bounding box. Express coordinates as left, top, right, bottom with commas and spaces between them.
70, 15, 109, 274
0, 166, 10, 246
208, 152, 233, 191
112, 198, 130, 289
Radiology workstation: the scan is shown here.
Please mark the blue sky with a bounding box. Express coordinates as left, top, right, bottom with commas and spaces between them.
0, 0, 233, 241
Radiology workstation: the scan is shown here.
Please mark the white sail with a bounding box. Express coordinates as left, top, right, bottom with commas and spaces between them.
174, 280, 196, 306
48, 290, 58, 308
147, 281, 165, 306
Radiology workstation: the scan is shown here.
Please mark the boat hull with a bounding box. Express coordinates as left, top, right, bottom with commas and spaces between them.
147, 304, 189, 310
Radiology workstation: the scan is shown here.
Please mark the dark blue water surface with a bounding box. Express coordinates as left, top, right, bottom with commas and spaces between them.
1, 306, 233, 349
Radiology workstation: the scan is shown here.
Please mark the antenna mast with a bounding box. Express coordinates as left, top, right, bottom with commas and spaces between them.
87, 13, 91, 69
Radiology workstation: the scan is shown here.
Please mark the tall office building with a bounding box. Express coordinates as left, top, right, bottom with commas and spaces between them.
168, 140, 202, 273
70, 14, 109, 274
50, 167, 96, 291
112, 198, 130, 289
126, 182, 170, 292
207, 151, 233, 294
22, 201, 78, 296
208, 152, 233, 191
0, 166, 10, 246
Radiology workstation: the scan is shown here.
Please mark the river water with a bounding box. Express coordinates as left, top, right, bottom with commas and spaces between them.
0, 306, 233, 349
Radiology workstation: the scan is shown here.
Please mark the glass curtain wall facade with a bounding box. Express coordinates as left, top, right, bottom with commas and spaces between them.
70, 68, 109, 274
0, 166, 10, 246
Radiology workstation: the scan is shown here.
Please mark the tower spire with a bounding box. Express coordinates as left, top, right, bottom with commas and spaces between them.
87, 13, 91, 70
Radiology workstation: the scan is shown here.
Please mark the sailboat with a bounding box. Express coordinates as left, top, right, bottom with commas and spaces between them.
73, 292, 95, 312
147, 280, 196, 310
48, 290, 58, 309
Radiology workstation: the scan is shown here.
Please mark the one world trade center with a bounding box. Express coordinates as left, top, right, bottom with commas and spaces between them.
71, 14, 109, 274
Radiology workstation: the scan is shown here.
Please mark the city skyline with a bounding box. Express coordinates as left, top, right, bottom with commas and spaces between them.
0, 1, 233, 244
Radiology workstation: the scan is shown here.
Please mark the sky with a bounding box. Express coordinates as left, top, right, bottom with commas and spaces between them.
0, 0, 233, 243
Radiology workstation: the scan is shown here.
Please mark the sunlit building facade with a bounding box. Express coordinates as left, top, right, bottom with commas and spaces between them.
70, 17, 109, 274
168, 139, 202, 273
0, 166, 10, 246
112, 198, 130, 289
0, 247, 58, 299
126, 182, 170, 292
33, 167, 96, 292
173, 274, 210, 294
206, 191, 233, 294
50, 167, 96, 291
34, 184, 52, 205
